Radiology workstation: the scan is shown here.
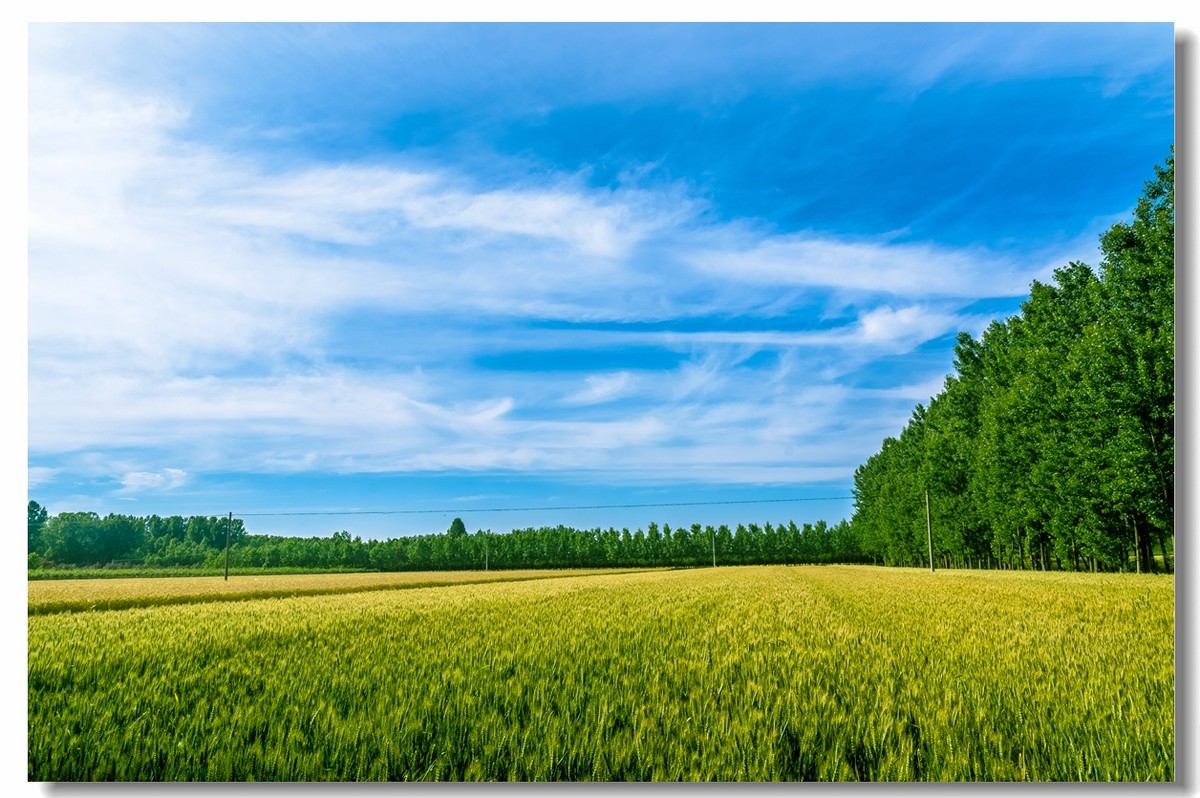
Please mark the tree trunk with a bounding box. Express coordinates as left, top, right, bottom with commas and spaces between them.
1142, 520, 1157, 573
1155, 526, 1172, 573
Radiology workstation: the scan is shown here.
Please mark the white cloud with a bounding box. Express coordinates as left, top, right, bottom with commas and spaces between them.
399, 184, 673, 259
28, 467, 60, 488
563, 372, 633, 405
118, 468, 188, 494
861, 375, 950, 403
687, 234, 1037, 299
30, 369, 436, 455
856, 305, 950, 345
262, 452, 319, 472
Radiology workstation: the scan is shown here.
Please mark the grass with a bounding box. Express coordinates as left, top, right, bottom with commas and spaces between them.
28, 565, 1173, 781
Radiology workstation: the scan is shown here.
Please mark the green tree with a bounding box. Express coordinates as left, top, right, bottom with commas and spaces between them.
28, 500, 48, 554
851, 151, 1174, 573
41, 512, 102, 565
1092, 152, 1175, 569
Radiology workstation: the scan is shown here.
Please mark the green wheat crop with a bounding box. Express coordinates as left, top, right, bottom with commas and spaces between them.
28, 566, 1173, 781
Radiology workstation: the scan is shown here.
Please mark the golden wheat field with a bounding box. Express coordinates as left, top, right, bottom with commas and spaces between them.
27, 567, 650, 615
27, 565, 1173, 781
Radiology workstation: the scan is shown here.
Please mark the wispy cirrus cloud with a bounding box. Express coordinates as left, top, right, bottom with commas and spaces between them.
23, 70, 1037, 489
562, 372, 634, 406
25, 23, 1172, 531
686, 234, 1054, 300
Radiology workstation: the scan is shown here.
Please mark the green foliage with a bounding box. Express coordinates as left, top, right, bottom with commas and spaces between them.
30, 509, 873, 576
32, 511, 247, 569
40, 512, 105, 566
28, 501, 48, 553
852, 153, 1174, 573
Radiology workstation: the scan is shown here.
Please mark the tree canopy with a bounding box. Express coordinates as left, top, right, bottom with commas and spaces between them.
26, 508, 863, 572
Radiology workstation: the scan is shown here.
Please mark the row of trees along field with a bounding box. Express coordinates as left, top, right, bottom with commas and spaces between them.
27, 507, 249, 569
27, 503, 864, 572
850, 153, 1174, 573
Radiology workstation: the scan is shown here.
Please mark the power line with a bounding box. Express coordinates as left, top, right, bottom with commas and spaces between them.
238, 496, 853, 518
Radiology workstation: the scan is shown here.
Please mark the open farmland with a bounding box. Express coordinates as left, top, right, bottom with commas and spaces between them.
28, 566, 1173, 781
27, 568, 651, 615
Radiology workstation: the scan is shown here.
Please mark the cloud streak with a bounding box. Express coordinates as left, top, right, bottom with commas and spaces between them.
687, 234, 1055, 299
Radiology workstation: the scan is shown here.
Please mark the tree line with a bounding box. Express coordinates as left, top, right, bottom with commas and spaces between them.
850, 153, 1174, 573
27, 501, 866, 572
27, 506, 248, 569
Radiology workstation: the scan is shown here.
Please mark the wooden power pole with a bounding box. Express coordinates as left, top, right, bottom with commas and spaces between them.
224, 512, 232, 581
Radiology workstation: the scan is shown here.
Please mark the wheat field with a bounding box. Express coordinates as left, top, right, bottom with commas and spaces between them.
27, 565, 1173, 781
27, 567, 650, 615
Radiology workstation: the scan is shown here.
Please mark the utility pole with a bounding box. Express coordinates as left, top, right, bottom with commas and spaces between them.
925, 490, 935, 573
224, 512, 232, 581
712, 526, 717, 567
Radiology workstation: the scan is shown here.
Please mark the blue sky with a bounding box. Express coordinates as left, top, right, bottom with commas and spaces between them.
25, 22, 1175, 539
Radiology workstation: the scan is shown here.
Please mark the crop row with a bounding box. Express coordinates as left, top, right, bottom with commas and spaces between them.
27, 567, 653, 615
